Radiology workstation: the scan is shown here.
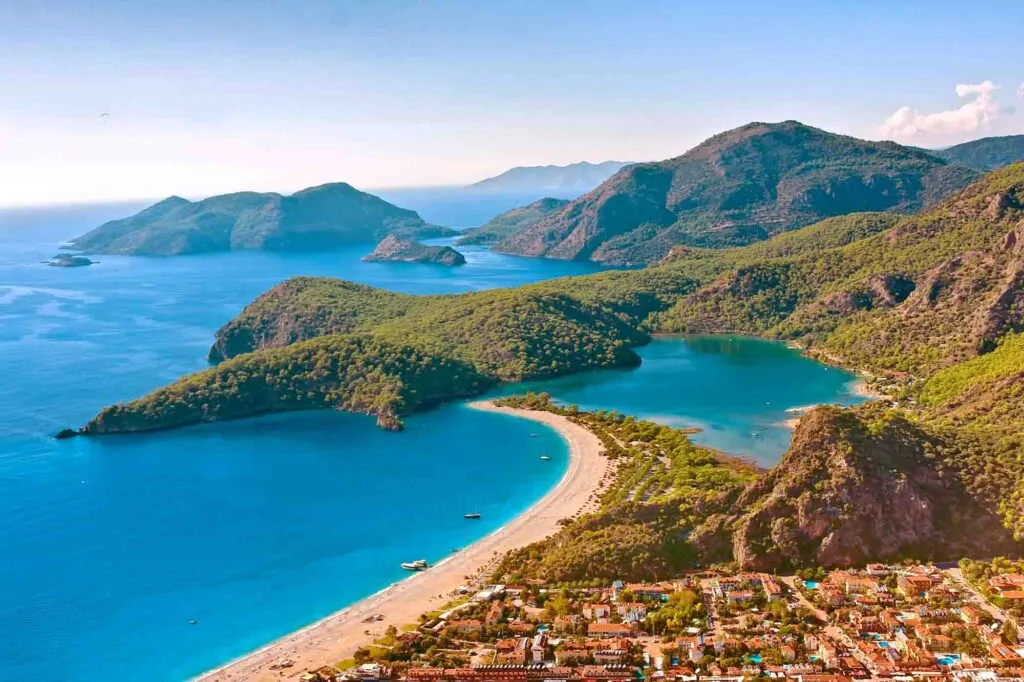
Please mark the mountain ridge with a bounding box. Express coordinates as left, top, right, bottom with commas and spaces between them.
467, 160, 633, 193
496, 120, 980, 264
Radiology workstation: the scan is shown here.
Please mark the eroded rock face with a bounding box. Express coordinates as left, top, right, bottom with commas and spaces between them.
692, 406, 1020, 570
820, 274, 916, 314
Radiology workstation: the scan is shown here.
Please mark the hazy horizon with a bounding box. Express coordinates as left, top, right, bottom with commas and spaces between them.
1, 0, 1022, 207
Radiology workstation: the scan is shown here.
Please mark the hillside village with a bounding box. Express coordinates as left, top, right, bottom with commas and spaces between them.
289, 559, 1024, 682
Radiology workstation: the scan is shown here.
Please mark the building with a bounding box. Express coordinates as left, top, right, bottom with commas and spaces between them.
530, 633, 548, 663
588, 622, 632, 638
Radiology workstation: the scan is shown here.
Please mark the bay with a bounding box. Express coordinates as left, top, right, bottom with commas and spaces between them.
0, 201, 860, 680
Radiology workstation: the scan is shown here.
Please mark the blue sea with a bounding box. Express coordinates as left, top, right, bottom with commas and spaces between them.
0, 200, 863, 681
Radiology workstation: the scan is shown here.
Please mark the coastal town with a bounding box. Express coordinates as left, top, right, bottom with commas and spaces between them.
274, 559, 1024, 682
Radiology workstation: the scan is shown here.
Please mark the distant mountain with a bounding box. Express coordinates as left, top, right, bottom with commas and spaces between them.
68, 183, 455, 256
456, 197, 570, 245
496, 121, 980, 264
467, 161, 633, 194
929, 135, 1024, 171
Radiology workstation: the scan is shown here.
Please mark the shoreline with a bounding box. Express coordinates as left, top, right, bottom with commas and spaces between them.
194, 400, 608, 682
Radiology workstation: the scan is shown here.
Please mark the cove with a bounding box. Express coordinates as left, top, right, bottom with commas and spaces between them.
497, 334, 867, 465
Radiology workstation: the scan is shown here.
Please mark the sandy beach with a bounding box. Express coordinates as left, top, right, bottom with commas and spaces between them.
195, 401, 608, 682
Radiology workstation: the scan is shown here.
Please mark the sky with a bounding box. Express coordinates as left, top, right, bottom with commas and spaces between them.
1, 0, 1022, 206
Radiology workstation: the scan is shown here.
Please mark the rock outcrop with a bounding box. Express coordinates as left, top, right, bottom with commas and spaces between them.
47, 254, 94, 267
362, 236, 466, 265
692, 406, 1020, 570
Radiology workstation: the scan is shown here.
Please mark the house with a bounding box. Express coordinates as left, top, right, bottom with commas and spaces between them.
726, 590, 754, 603
495, 638, 529, 665
509, 620, 535, 635
819, 585, 846, 607
612, 580, 624, 601
448, 619, 484, 636
897, 573, 937, 597
1000, 591, 1024, 603
780, 644, 797, 662
588, 622, 632, 638
554, 614, 581, 631
626, 582, 675, 600
554, 640, 590, 665
530, 633, 548, 663
762, 577, 784, 602
583, 604, 612, 621
959, 606, 985, 626
486, 602, 504, 626
354, 663, 391, 680
473, 585, 507, 602
990, 574, 1024, 593
817, 640, 840, 669
866, 564, 889, 577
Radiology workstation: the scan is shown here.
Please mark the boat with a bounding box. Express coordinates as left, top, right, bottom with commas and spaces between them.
464, 512, 481, 519
530, 433, 538, 437
401, 559, 428, 571
539, 454, 552, 461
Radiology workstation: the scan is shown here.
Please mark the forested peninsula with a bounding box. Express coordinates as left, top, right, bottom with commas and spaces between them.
67, 128, 1024, 569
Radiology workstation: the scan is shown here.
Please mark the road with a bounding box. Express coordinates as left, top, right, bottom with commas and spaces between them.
943, 567, 1013, 624
779, 576, 829, 623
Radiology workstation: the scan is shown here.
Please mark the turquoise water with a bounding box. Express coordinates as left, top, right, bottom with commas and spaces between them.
495, 335, 864, 465
1, 202, 861, 681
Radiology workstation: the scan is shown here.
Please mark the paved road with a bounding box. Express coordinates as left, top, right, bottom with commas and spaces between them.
779, 576, 829, 623
943, 568, 1012, 623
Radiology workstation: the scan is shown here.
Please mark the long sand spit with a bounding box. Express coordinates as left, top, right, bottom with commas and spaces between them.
195, 401, 608, 682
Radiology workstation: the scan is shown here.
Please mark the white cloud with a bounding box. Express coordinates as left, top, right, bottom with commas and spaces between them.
880, 81, 1005, 139
1018, 83, 1024, 99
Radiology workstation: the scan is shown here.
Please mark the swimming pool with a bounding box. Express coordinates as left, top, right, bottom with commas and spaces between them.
936, 653, 961, 666
804, 581, 819, 589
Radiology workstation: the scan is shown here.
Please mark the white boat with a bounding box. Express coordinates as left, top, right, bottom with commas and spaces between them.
539, 454, 552, 461
401, 559, 428, 571
464, 512, 481, 519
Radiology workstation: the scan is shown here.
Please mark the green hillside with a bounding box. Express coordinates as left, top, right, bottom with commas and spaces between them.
75, 162, 1024, 569
497, 121, 978, 264
456, 197, 570, 245
932, 135, 1024, 171
68, 183, 454, 256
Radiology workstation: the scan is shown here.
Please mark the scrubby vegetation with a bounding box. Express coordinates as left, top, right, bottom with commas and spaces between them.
493, 393, 757, 582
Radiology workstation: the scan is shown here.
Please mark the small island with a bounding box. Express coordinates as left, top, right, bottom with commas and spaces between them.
47, 254, 95, 267
362, 235, 466, 266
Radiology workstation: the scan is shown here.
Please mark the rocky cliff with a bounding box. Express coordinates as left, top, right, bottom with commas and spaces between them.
692, 405, 1020, 570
